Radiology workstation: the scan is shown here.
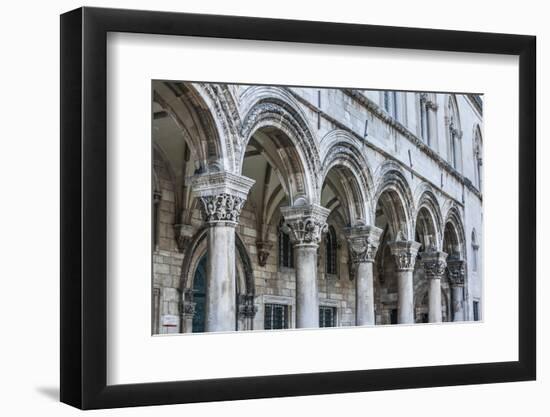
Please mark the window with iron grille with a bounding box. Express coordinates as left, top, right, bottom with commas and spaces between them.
325, 225, 337, 275
278, 220, 294, 268
264, 303, 289, 330
319, 306, 337, 328
473, 301, 480, 321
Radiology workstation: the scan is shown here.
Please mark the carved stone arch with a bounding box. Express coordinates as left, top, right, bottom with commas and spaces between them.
413, 184, 444, 250
238, 94, 320, 204
319, 130, 375, 225
373, 161, 415, 240
179, 227, 255, 297
442, 204, 466, 259
153, 81, 237, 173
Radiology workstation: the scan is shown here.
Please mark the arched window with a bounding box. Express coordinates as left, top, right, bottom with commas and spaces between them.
419, 93, 429, 144
325, 225, 337, 275
383, 91, 399, 120
278, 219, 294, 268
446, 96, 462, 171
419, 93, 437, 147
473, 126, 483, 190
471, 229, 479, 272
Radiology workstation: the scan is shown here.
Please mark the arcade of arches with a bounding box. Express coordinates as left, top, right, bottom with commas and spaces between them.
152, 81, 483, 334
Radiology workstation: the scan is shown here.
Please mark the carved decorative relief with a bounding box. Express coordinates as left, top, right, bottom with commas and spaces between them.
237, 294, 257, 319
388, 238, 422, 271
280, 204, 330, 246
345, 225, 383, 264
198, 193, 245, 224
256, 241, 273, 267
421, 251, 448, 279
447, 259, 466, 286
190, 172, 254, 225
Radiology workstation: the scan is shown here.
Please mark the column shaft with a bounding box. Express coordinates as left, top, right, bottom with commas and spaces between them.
428, 278, 442, 323
447, 258, 466, 322
205, 224, 236, 332
281, 204, 330, 329
397, 270, 415, 324
422, 251, 447, 323
295, 245, 320, 328
356, 262, 375, 325
451, 285, 465, 321
389, 238, 421, 325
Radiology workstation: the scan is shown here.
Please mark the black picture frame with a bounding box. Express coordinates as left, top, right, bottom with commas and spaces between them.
60, 6, 536, 410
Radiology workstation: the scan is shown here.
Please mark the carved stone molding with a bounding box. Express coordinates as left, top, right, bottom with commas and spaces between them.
388, 239, 422, 271
153, 190, 162, 204
237, 294, 257, 319
421, 251, 448, 279
345, 225, 383, 264
256, 241, 273, 267
174, 223, 194, 253
181, 289, 196, 318
447, 258, 466, 287
190, 172, 254, 225
280, 204, 330, 247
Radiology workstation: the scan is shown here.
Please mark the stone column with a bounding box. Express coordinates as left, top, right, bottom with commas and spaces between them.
388, 238, 421, 324
345, 225, 383, 326
421, 251, 448, 323
191, 172, 254, 332
447, 258, 466, 321
280, 204, 330, 329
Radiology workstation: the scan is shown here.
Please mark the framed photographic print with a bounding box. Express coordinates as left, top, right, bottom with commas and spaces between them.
60, 6, 536, 410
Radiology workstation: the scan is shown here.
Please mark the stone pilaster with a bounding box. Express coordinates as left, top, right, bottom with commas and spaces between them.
191, 172, 254, 332
447, 258, 466, 321
280, 203, 330, 328
421, 251, 448, 323
345, 225, 383, 326
388, 238, 421, 324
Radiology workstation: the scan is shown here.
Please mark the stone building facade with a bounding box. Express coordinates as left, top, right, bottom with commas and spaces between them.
151, 81, 483, 334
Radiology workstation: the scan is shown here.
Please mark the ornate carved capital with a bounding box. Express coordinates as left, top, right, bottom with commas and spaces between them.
280, 204, 330, 247
345, 225, 383, 264
447, 258, 466, 287
388, 239, 421, 271
190, 172, 254, 225
256, 241, 273, 267
421, 251, 448, 279
237, 294, 257, 319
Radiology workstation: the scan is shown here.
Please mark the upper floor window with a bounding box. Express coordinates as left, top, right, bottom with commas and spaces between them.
473, 126, 483, 190
446, 95, 462, 171
471, 229, 479, 272
419, 93, 437, 147
383, 91, 399, 120
325, 225, 337, 275
278, 219, 294, 268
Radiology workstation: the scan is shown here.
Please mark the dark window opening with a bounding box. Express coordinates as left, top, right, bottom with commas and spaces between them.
325, 225, 337, 275
264, 303, 289, 330
319, 306, 337, 328
278, 220, 294, 268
